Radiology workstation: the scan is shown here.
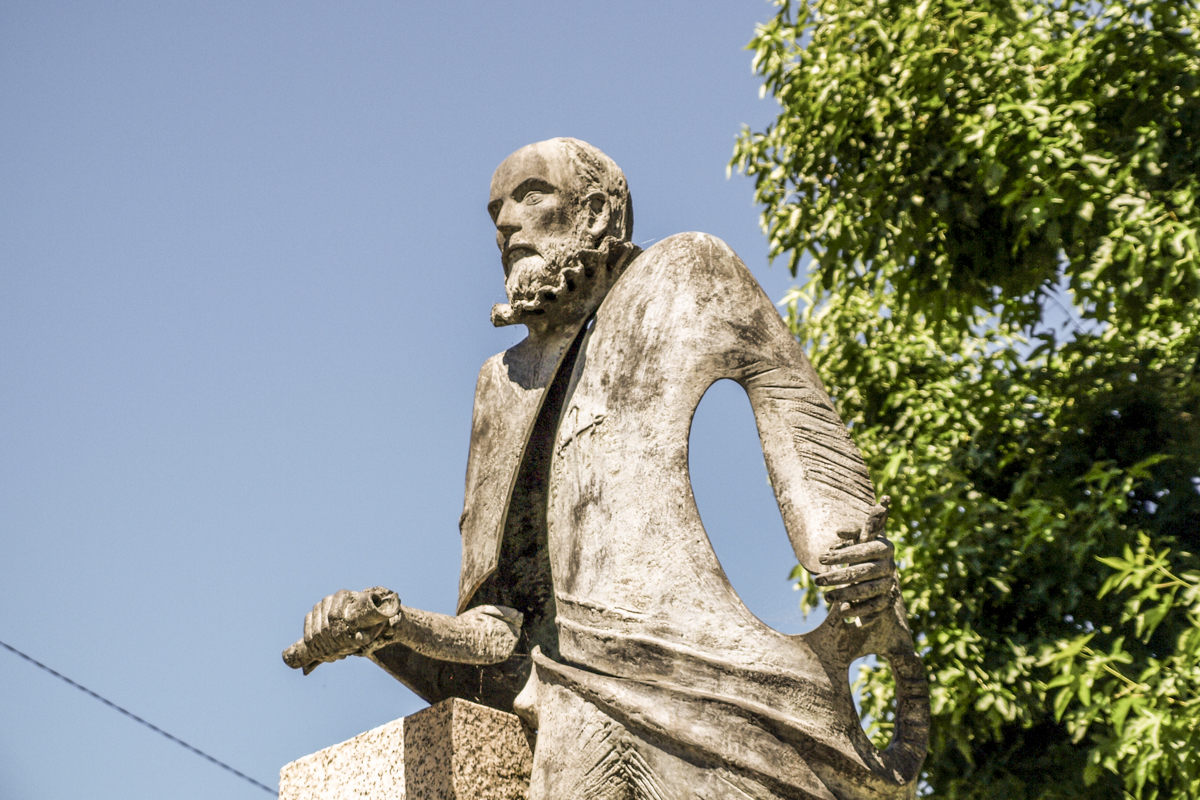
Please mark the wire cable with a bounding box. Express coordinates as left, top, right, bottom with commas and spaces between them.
0, 638, 278, 796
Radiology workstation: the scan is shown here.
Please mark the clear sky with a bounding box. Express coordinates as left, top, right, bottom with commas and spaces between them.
0, 2, 825, 796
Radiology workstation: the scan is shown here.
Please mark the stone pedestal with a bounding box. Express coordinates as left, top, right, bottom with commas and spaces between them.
280, 699, 533, 800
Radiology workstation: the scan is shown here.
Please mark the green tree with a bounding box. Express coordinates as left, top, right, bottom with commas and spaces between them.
733, 1, 1200, 797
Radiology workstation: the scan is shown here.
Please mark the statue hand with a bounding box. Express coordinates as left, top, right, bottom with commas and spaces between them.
814, 498, 897, 623
284, 587, 400, 674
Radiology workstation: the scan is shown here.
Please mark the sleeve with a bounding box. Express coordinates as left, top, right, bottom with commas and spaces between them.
683, 234, 878, 574
740, 356, 877, 573
368, 643, 531, 714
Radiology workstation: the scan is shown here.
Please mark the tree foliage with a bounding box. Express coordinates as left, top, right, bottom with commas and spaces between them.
733, 1, 1200, 796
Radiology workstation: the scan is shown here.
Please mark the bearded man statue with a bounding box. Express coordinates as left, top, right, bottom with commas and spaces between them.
286, 138, 930, 800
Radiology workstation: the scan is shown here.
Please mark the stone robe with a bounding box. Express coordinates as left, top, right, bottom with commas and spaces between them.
371, 233, 927, 799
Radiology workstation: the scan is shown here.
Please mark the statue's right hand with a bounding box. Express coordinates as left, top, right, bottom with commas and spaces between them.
283, 587, 400, 674
302, 589, 358, 664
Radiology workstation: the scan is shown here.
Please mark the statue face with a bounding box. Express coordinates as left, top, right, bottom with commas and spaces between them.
488, 141, 609, 331
488, 141, 584, 282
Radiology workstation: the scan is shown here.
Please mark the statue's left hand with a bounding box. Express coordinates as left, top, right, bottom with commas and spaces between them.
813, 498, 896, 623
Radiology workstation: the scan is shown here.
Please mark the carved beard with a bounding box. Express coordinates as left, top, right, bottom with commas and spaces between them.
504, 234, 589, 310
492, 233, 639, 328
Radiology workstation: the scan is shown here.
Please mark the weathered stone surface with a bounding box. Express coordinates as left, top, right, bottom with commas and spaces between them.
279, 698, 531, 800
283, 138, 930, 799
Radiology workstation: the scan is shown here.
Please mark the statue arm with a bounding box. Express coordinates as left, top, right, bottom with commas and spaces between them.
369, 604, 523, 664
740, 355, 927, 755
661, 233, 912, 654
739, 346, 912, 657
739, 361, 877, 573
284, 589, 531, 712
674, 232, 879, 571
367, 640, 531, 712
366, 605, 536, 714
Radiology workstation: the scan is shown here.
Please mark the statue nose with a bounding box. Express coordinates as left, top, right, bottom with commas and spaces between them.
494, 202, 521, 236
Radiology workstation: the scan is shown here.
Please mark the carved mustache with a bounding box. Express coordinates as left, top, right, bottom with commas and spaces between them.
502, 242, 540, 274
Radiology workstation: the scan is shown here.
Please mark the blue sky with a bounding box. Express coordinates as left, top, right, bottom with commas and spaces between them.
0, 2, 826, 796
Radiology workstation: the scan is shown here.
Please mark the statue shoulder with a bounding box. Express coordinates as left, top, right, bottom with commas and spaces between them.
628, 232, 760, 295
615, 232, 775, 320
477, 349, 507, 376
639, 231, 742, 268
470, 351, 508, 405
473, 337, 540, 397
598, 232, 801, 373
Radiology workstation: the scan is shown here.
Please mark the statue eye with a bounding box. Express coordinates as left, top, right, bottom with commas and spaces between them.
523, 191, 544, 205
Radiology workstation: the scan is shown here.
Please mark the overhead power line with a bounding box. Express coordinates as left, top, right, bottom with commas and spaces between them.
0, 638, 278, 796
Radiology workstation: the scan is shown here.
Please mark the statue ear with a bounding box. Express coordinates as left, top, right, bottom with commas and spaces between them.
582, 191, 610, 240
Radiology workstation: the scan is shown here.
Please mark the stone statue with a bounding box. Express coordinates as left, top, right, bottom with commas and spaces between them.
284, 138, 930, 799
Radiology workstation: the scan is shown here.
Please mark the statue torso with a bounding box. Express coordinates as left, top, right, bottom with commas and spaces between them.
457, 233, 921, 798
462, 232, 842, 677
545, 233, 846, 692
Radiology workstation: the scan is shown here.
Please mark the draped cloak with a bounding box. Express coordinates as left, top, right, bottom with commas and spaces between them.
373, 233, 928, 799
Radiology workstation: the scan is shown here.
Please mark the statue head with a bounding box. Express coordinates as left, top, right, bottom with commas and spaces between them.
488, 138, 638, 331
